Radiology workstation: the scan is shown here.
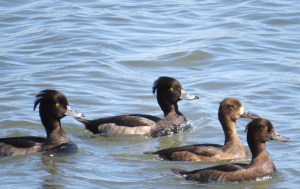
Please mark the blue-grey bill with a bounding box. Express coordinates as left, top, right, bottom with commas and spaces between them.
241, 108, 260, 119
179, 89, 199, 100
272, 129, 291, 142
65, 105, 85, 117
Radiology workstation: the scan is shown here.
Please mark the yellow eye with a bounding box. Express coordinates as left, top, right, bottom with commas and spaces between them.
233, 105, 237, 109
263, 126, 268, 131
56, 103, 60, 107
170, 87, 174, 91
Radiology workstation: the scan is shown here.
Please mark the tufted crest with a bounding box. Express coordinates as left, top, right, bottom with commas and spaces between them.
34, 89, 68, 110
152, 76, 180, 94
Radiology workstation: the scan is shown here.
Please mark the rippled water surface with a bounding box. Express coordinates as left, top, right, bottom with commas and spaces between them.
1, 0, 300, 188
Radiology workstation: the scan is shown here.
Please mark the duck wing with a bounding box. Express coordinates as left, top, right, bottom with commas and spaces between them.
75, 114, 159, 134
172, 163, 247, 183
0, 136, 46, 156
129, 114, 161, 122
147, 144, 223, 161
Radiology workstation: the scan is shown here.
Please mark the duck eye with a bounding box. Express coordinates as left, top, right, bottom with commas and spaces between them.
170, 87, 174, 91
263, 126, 268, 131
56, 103, 60, 107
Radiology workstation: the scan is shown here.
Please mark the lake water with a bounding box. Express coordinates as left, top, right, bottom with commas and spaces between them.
1, 0, 300, 188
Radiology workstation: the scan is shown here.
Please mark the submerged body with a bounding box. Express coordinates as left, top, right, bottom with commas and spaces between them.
0, 90, 84, 156
76, 76, 198, 137
146, 98, 260, 161
172, 118, 291, 183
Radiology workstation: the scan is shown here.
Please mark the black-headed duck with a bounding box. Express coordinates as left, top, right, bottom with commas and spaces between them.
75, 76, 199, 137
0, 90, 84, 156
171, 118, 291, 183
146, 98, 260, 161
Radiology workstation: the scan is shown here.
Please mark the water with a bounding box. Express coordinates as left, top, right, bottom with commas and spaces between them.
1, 0, 300, 188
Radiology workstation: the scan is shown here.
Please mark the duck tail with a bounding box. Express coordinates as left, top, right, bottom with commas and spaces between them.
171, 168, 189, 176
74, 117, 102, 134
143, 151, 154, 154
74, 117, 89, 125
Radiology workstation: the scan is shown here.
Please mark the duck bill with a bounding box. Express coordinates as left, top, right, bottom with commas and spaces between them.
241, 108, 260, 119
179, 89, 199, 100
65, 105, 85, 117
271, 129, 291, 142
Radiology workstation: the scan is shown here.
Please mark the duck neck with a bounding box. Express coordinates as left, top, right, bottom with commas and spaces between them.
248, 140, 275, 172
248, 139, 267, 160
247, 140, 276, 175
158, 99, 182, 117
219, 116, 240, 145
40, 114, 71, 145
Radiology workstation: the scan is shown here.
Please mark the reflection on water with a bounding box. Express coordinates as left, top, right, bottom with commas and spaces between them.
152, 121, 196, 137
41, 155, 72, 189
42, 142, 78, 157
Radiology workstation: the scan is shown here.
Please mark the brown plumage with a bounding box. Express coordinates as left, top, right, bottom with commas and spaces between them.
75, 76, 199, 137
146, 98, 260, 161
0, 90, 84, 156
171, 118, 291, 183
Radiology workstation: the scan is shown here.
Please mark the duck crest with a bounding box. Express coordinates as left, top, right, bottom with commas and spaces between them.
152, 76, 179, 94
34, 89, 68, 110
0, 89, 84, 156
75, 76, 198, 136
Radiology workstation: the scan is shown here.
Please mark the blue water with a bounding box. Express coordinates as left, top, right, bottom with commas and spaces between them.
1, 0, 300, 188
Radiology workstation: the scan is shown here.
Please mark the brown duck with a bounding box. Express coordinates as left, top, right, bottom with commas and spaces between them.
146, 98, 260, 161
171, 118, 291, 183
0, 90, 84, 156
75, 76, 199, 137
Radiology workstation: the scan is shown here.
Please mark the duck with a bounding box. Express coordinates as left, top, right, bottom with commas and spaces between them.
171, 118, 291, 183
75, 76, 199, 137
145, 98, 260, 161
0, 89, 84, 156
